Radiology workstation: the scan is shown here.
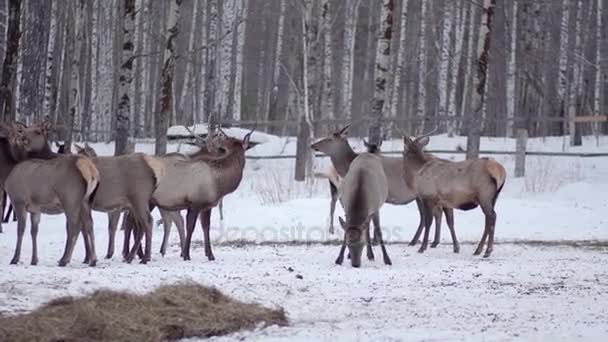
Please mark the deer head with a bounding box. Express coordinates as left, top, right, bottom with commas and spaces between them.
74, 143, 98, 157
338, 216, 368, 268
362, 138, 382, 154
310, 125, 350, 153
2, 121, 52, 161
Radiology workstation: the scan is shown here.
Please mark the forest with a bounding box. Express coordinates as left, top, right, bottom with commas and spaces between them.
0, 0, 606, 156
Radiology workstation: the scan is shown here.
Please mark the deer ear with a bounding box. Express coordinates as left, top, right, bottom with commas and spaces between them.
242, 132, 252, 150
416, 136, 430, 147
377, 139, 383, 149
362, 139, 370, 148
338, 125, 350, 137
73, 143, 84, 153
338, 217, 347, 230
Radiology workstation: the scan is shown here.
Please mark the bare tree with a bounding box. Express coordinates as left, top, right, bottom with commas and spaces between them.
115, 0, 135, 156
321, 0, 334, 122
339, 0, 360, 119
0, 0, 21, 123
154, 0, 182, 155
485, 0, 508, 136
368, 0, 394, 146
64, 0, 85, 152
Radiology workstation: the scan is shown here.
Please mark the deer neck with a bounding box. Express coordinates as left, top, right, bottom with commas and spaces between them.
329, 142, 357, 177
208, 147, 246, 196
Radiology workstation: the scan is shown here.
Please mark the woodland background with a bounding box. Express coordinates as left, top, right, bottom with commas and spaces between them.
0, 0, 606, 157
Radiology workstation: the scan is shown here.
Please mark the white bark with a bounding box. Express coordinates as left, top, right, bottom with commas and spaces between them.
389, 0, 407, 119
232, 0, 248, 121
219, 0, 235, 120
43, 0, 58, 118
321, 0, 334, 120
179, 0, 199, 125
115, 0, 135, 155
340, 0, 360, 118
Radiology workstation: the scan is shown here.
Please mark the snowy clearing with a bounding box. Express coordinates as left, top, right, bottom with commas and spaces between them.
1, 135, 607, 341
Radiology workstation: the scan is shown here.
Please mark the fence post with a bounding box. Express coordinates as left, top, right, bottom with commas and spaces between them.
295, 117, 310, 181
515, 128, 528, 177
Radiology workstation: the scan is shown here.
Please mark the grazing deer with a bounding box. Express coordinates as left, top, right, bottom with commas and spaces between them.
401, 134, 506, 257
2, 122, 100, 266
128, 128, 253, 262
335, 153, 391, 268
311, 125, 456, 250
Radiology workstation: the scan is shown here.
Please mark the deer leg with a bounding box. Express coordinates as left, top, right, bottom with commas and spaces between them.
480, 202, 497, 258
140, 211, 153, 264
328, 181, 338, 235
81, 205, 97, 267
365, 220, 375, 261
218, 199, 224, 230
122, 214, 132, 260
200, 208, 214, 261
0, 189, 5, 230
409, 198, 426, 246
371, 210, 381, 246
58, 212, 82, 267
444, 208, 459, 253
335, 239, 347, 265
418, 200, 434, 254
182, 208, 200, 261
30, 212, 41, 266
373, 213, 392, 265
10, 205, 28, 265
159, 209, 172, 257
173, 211, 186, 258
106, 211, 120, 259
431, 207, 443, 248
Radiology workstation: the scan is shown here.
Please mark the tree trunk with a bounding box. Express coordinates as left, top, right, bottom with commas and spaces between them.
369, 0, 394, 145
155, 0, 182, 156
0, 0, 7, 63
600, 0, 608, 133
267, 0, 286, 123
402, 0, 422, 133
205, 0, 219, 126
389, 0, 407, 121
43, 0, 58, 119
65, 0, 84, 152
0, 0, 21, 123
466, 0, 493, 160
320, 0, 334, 124
340, 0, 360, 119
454, 0, 472, 133
485, 0, 508, 136
541, 0, 564, 136
423, 0, 442, 133
115, 0, 135, 156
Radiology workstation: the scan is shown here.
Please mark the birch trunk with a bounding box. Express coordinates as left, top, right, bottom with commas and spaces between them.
0, 0, 21, 123
369, 0, 394, 145
340, 0, 360, 119
154, 0, 181, 156
389, 0, 407, 120
42, 0, 58, 119
178, 0, 198, 125
485, 0, 508, 136
65, 0, 84, 152
320, 0, 334, 122
231, 0, 248, 121
0, 0, 6, 63
219, 0, 234, 120
466, 0, 493, 160
205, 0, 219, 125
115, 0, 135, 156
267, 0, 286, 122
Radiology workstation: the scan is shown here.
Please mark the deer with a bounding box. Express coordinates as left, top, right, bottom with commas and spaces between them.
335, 152, 391, 268
125, 128, 254, 262
311, 125, 457, 252
401, 133, 506, 257
1, 122, 100, 267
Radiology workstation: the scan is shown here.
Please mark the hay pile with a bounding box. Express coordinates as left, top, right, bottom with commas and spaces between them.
0, 283, 287, 342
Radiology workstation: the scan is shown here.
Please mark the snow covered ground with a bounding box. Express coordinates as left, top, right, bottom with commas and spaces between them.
0, 134, 607, 341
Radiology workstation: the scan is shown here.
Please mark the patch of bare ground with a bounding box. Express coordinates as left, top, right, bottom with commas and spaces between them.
0, 282, 287, 342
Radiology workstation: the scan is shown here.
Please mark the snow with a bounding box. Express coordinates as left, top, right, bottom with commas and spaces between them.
1, 134, 607, 341
166, 124, 278, 145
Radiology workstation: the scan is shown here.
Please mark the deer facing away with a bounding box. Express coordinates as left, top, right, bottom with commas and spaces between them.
1, 122, 100, 266
401, 134, 506, 257
335, 152, 391, 268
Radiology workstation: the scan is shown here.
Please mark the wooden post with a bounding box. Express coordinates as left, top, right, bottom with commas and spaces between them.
514, 128, 528, 177
295, 117, 310, 181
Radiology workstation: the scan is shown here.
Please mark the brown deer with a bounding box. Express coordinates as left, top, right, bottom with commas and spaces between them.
127, 128, 253, 262
311, 125, 456, 251
401, 134, 506, 257
335, 153, 391, 268
2, 123, 100, 266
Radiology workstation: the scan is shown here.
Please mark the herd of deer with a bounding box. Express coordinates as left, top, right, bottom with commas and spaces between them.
0, 120, 505, 269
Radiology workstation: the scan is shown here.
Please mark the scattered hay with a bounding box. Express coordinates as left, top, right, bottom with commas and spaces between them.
0, 282, 288, 342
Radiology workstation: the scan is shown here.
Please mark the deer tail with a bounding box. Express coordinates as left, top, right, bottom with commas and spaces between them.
486, 159, 506, 204
75, 157, 100, 202
143, 155, 166, 188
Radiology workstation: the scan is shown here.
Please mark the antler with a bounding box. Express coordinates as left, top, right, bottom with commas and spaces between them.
416, 126, 438, 141
184, 125, 206, 146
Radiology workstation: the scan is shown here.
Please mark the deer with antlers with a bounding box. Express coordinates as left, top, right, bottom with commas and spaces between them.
401, 132, 506, 257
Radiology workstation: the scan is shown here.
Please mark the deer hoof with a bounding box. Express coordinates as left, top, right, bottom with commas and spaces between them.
430, 242, 439, 248
335, 257, 343, 265
417, 247, 426, 254
58, 260, 68, 267
408, 240, 418, 246
483, 250, 492, 258
182, 255, 191, 261
328, 226, 334, 235
159, 249, 166, 257
383, 256, 392, 266
105, 254, 113, 260
10, 258, 19, 265
453, 246, 460, 254
473, 249, 483, 256
207, 255, 215, 261
367, 251, 375, 261
89, 260, 97, 267
31, 259, 38, 266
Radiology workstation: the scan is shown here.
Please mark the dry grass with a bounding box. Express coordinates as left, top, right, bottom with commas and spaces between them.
0, 283, 288, 342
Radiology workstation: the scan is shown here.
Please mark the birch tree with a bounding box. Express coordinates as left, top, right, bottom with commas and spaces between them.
115, 0, 135, 155
466, 0, 493, 160
369, 0, 394, 145
0, 0, 21, 123
267, 0, 286, 123
320, 0, 334, 121
64, 0, 84, 152
485, 0, 508, 136
389, 0, 407, 120
42, 0, 58, 119
155, 0, 181, 155
340, 0, 360, 119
